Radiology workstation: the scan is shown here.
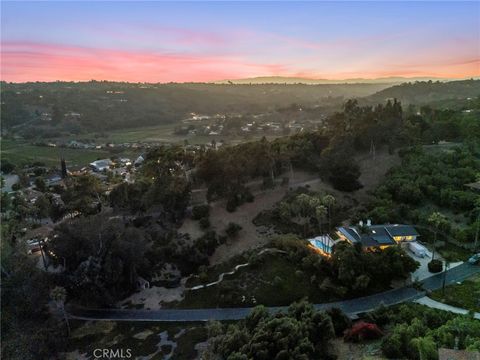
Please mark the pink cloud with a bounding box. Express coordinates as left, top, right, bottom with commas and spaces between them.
1, 40, 478, 83
1, 41, 288, 82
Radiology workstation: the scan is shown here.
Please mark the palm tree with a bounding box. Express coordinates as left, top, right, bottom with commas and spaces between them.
428, 212, 448, 261
315, 205, 327, 234
322, 195, 336, 231
50, 286, 71, 336
315, 205, 327, 251
280, 194, 322, 237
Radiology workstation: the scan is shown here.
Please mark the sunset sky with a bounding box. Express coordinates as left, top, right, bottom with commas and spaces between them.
1, 1, 479, 83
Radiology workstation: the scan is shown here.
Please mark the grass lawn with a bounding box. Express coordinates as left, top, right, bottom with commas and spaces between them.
430, 273, 480, 313
106, 124, 177, 143
436, 242, 473, 262
90, 124, 282, 145
1, 139, 136, 167
66, 320, 207, 360
169, 252, 334, 309
418, 227, 473, 262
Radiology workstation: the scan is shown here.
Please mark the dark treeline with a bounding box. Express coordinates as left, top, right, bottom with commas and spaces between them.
1, 81, 390, 133
271, 236, 418, 298
2, 80, 478, 136
194, 98, 405, 202
366, 78, 480, 105
359, 144, 480, 245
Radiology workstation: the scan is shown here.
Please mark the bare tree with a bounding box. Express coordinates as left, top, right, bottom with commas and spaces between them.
428, 212, 448, 261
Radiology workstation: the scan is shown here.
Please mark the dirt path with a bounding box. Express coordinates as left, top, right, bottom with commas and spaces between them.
119, 279, 187, 310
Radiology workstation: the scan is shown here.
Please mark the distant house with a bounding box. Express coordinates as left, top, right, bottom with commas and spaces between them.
46, 174, 63, 186
118, 158, 132, 166
89, 159, 113, 172
134, 155, 145, 167
336, 222, 419, 250
23, 188, 43, 204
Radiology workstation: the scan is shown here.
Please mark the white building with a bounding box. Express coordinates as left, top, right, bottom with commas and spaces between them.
89, 159, 113, 172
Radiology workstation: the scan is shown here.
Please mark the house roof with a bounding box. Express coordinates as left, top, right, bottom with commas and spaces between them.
337, 226, 361, 243
337, 223, 418, 248
360, 234, 396, 247
90, 159, 112, 169
383, 224, 419, 237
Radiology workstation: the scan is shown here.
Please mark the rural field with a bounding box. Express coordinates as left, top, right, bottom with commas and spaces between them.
1, 139, 115, 167
97, 124, 282, 146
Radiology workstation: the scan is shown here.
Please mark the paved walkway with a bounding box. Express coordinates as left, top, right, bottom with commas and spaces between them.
67, 263, 480, 322
415, 296, 480, 320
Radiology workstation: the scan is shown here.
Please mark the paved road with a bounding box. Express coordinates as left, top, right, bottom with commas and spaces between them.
415, 297, 480, 320
68, 263, 480, 322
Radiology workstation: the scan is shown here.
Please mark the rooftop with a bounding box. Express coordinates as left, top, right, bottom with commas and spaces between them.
337, 223, 419, 248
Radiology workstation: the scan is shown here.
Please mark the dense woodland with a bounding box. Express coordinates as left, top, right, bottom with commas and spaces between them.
366, 79, 480, 106
361, 145, 480, 248
369, 304, 480, 359
204, 301, 339, 360
204, 301, 480, 360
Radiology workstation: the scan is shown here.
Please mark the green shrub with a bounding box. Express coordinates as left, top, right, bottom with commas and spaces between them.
409, 337, 437, 360
199, 217, 211, 229
244, 191, 254, 203
192, 204, 210, 220
226, 222, 242, 238
0, 159, 15, 174
218, 235, 228, 245
327, 307, 351, 336
226, 198, 237, 212
381, 333, 403, 358
272, 276, 283, 287
428, 259, 443, 273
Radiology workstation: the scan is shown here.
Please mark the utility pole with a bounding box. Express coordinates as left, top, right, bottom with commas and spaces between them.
474, 210, 479, 252
431, 230, 437, 261
442, 260, 450, 295
38, 238, 48, 271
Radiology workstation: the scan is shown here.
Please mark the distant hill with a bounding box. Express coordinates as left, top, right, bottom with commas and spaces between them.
0, 81, 391, 132
214, 76, 474, 85
3, 80, 478, 135
365, 79, 480, 106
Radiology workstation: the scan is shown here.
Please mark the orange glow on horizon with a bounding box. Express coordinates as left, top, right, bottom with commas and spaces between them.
1, 41, 479, 83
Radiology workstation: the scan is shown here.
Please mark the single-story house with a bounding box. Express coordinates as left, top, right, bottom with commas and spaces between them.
89, 159, 113, 172
134, 155, 145, 167
336, 222, 419, 250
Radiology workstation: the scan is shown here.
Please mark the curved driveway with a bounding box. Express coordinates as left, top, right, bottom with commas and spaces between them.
68, 262, 480, 322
